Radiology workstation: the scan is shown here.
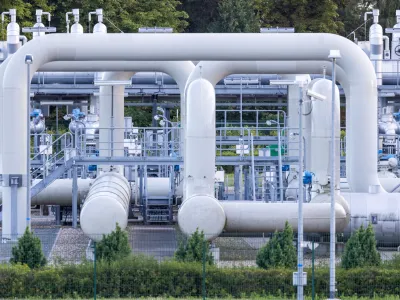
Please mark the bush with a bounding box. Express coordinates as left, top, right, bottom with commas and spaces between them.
2, 258, 400, 298
10, 227, 46, 269
341, 224, 381, 269
256, 221, 296, 269
175, 228, 214, 265
96, 223, 131, 262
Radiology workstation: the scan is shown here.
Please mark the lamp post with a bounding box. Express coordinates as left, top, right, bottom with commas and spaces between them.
328, 49, 341, 300
25, 54, 33, 228
266, 119, 284, 202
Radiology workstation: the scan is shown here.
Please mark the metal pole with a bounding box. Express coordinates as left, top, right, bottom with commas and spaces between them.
312, 241, 315, 300
26, 63, 31, 228
330, 57, 337, 300
297, 86, 304, 300
11, 177, 18, 239
278, 124, 283, 202
111, 86, 114, 157
72, 166, 78, 228
93, 241, 97, 300
240, 77, 243, 128
202, 240, 206, 300
56, 106, 59, 135
251, 134, 256, 201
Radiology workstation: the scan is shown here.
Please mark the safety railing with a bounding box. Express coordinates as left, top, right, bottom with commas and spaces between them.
30, 132, 74, 181
75, 126, 183, 159
216, 109, 286, 131
371, 58, 400, 87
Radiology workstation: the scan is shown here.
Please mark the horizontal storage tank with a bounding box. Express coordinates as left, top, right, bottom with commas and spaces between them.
80, 172, 131, 241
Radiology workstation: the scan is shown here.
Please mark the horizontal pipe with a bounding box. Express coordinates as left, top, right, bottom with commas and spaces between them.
221, 201, 348, 232
0, 178, 179, 205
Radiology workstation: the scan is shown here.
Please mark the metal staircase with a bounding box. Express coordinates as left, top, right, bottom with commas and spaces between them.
30, 133, 75, 198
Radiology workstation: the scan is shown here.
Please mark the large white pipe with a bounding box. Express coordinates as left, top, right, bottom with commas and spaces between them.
0, 59, 193, 238
184, 58, 373, 194
0, 177, 178, 205
98, 72, 134, 174
0, 33, 378, 237
221, 201, 348, 232
181, 70, 350, 238
178, 78, 226, 239
80, 172, 131, 241
309, 78, 340, 187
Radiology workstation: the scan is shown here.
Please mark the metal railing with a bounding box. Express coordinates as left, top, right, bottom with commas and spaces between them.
30, 132, 74, 181
216, 109, 286, 130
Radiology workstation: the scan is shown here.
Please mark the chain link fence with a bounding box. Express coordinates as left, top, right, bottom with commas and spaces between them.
1, 224, 400, 299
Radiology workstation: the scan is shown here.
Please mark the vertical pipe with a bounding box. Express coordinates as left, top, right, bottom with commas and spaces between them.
330, 58, 337, 300
297, 87, 304, 300
26, 63, 31, 227
278, 125, 283, 202
72, 166, 78, 228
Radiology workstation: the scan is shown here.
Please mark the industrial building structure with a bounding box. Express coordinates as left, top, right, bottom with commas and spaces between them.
0, 7, 400, 248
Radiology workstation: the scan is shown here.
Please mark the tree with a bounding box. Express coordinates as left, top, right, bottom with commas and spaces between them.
175, 228, 214, 265
256, 221, 296, 269
0, 0, 54, 39
96, 223, 131, 262
10, 227, 47, 269
209, 0, 259, 33
256, 0, 342, 34
180, 0, 219, 32
48, 0, 188, 33
341, 224, 381, 269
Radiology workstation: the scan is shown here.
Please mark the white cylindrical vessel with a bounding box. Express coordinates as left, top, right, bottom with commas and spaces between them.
6, 9, 20, 54
71, 23, 84, 34
370, 10, 383, 85
80, 172, 131, 241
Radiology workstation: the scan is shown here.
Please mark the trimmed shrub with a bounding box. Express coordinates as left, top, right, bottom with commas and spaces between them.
96, 223, 131, 263
1, 259, 400, 298
175, 228, 214, 265
10, 227, 46, 269
256, 221, 296, 269
341, 224, 381, 269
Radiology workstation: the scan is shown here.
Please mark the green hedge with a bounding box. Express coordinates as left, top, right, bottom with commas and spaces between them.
1, 256, 400, 298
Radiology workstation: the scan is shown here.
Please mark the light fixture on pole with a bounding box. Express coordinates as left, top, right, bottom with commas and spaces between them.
266, 119, 284, 203
25, 54, 33, 228
328, 49, 341, 300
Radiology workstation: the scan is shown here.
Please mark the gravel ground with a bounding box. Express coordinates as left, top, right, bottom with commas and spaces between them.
49, 227, 90, 264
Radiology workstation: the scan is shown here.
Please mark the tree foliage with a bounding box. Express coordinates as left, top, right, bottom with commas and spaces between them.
180, 0, 219, 32
255, 0, 342, 33
175, 228, 214, 265
209, 0, 259, 33
10, 227, 47, 269
256, 221, 296, 269
341, 224, 381, 269
96, 223, 131, 263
